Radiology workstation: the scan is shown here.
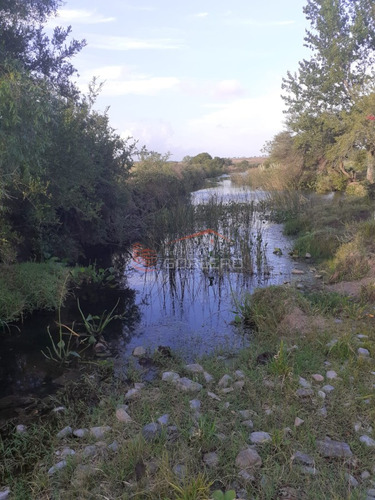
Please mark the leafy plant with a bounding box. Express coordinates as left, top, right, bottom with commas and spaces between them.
268, 340, 292, 377
168, 473, 212, 500
211, 490, 236, 500
77, 298, 122, 340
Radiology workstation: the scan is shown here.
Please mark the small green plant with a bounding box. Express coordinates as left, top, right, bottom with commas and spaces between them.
211, 489, 236, 500
77, 298, 122, 340
169, 473, 212, 500
41, 324, 81, 364
268, 340, 292, 377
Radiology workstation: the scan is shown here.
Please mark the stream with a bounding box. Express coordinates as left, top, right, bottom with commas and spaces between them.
0, 177, 318, 422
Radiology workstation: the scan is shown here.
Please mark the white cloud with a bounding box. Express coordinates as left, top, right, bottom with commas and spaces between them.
89, 35, 184, 51
194, 12, 209, 18
49, 9, 115, 26
213, 80, 246, 99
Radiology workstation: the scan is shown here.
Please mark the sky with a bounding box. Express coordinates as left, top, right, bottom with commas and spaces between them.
48, 1, 310, 160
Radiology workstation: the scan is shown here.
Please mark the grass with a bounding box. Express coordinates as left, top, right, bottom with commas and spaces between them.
2, 285, 375, 499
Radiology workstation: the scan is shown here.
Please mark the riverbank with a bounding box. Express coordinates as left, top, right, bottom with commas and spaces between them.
1, 281, 374, 499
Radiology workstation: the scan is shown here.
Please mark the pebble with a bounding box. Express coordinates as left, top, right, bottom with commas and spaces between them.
299, 377, 311, 389
90, 426, 111, 439
235, 448, 262, 468
250, 431, 272, 444
132, 346, 146, 357
203, 452, 219, 468
52, 406, 67, 414
0, 488, 10, 500
233, 380, 245, 390
326, 370, 338, 379
316, 437, 353, 458
241, 420, 254, 428
318, 390, 326, 399
300, 466, 318, 475
83, 445, 97, 457
360, 435, 375, 447
142, 422, 162, 441
295, 388, 314, 398
176, 377, 202, 392
294, 417, 304, 427
73, 428, 89, 438
345, 473, 359, 488
116, 408, 132, 423
173, 464, 187, 479
48, 460, 67, 475
239, 410, 253, 419
235, 370, 245, 379
318, 407, 327, 417
185, 363, 204, 373
322, 385, 335, 393
203, 372, 214, 383
189, 399, 201, 410
56, 426, 73, 439
162, 371, 180, 383
207, 391, 221, 401
108, 440, 119, 452
57, 447, 75, 458
358, 348, 370, 357
125, 388, 139, 399
218, 374, 233, 388
157, 414, 169, 426
362, 471, 371, 480
16, 424, 27, 434
238, 469, 255, 483
292, 451, 314, 466
312, 374, 324, 382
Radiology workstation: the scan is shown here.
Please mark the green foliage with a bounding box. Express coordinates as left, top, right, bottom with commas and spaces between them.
268, 340, 292, 377
77, 298, 122, 340
211, 490, 236, 500
168, 473, 212, 500
293, 229, 340, 260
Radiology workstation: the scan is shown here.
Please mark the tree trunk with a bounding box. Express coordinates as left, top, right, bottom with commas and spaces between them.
367, 150, 375, 184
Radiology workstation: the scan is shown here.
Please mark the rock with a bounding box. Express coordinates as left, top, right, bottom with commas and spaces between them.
326, 370, 338, 380
357, 334, 368, 340
73, 428, 89, 438
235, 369, 245, 379
312, 374, 324, 382
318, 407, 327, 417
108, 440, 119, 452
235, 448, 262, 469
242, 420, 254, 428
238, 469, 255, 483
176, 377, 202, 392
362, 471, 371, 480
134, 382, 145, 390
157, 414, 169, 426
239, 410, 253, 419
345, 473, 359, 488
116, 408, 132, 423
90, 426, 111, 439
125, 388, 139, 400
94, 342, 109, 354
16, 424, 27, 434
292, 269, 305, 275
173, 464, 187, 479
56, 426, 73, 439
132, 346, 146, 357
360, 435, 375, 447
142, 422, 162, 441
300, 466, 318, 475
367, 489, 375, 499
218, 374, 233, 388
233, 380, 245, 390
354, 422, 362, 432
316, 437, 353, 458
294, 417, 304, 427
189, 399, 201, 410
284, 427, 293, 436
207, 391, 221, 401
322, 385, 335, 393
59, 447, 75, 458
203, 452, 219, 468
326, 339, 338, 348
0, 488, 10, 500
52, 406, 67, 413
203, 371, 214, 383
318, 390, 326, 399
185, 363, 204, 373
292, 451, 314, 466
83, 445, 97, 457
221, 387, 234, 394
162, 371, 180, 383
305, 253, 311, 259
295, 388, 314, 398
358, 348, 370, 357
250, 431, 272, 444
48, 460, 68, 475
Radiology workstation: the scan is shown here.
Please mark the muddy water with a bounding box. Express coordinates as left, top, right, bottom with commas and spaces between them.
0, 178, 317, 417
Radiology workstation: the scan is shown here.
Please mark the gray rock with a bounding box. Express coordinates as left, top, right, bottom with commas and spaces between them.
203, 371, 214, 383
318, 390, 326, 399
203, 452, 219, 467
250, 431, 272, 444
189, 399, 201, 410
326, 339, 338, 348
56, 426, 73, 439
235, 370, 245, 379
52, 406, 67, 414
108, 440, 119, 452
0, 488, 10, 500
322, 385, 335, 393
124, 388, 139, 400
162, 371, 180, 383
238, 469, 255, 483
207, 391, 221, 401
326, 370, 338, 379
90, 426, 111, 439
360, 435, 375, 447
239, 409, 253, 419
116, 408, 132, 423
16, 424, 27, 434
316, 437, 353, 458
132, 346, 146, 357
58, 447, 75, 458
221, 387, 234, 394
83, 445, 97, 457
234, 380, 245, 390
294, 417, 304, 427
292, 451, 314, 466
134, 382, 145, 390
300, 466, 318, 475
345, 473, 358, 488
358, 348, 370, 357
367, 489, 375, 498
73, 428, 89, 438
318, 407, 327, 417
299, 377, 311, 389
185, 363, 204, 373
312, 373, 324, 382
235, 448, 262, 469
295, 388, 314, 398
142, 422, 162, 441
176, 377, 202, 392
362, 471, 371, 480
242, 419, 254, 428
173, 464, 187, 479
157, 414, 169, 426
48, 460, 67, 475
292, 269, 305, 275
218, 374, 233, 388
357, 334, 368, 340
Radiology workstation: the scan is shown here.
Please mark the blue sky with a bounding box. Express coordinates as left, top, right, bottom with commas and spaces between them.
49, 1, 309, 160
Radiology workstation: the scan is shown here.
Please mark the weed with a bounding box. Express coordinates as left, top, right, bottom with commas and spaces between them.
169, 473, 212, 500
77, 298, 122, 340
268, 340, 292, 377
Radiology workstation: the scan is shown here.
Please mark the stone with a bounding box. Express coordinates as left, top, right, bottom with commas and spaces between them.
326, 339, 338, 348
207, 391, 221, 401
52, 406, 67, 413
250, 431, 272, 444
326, 370, 338, 380
292, 269, 305, 275
360, 435, 375, 447
358, 348, 370, 357
305, 253, 311, 258
318, 407, 327, 417
235, 369, 245, 379
0, 488, 10, 500
218, 374, 233, 388
292, 451, 314, 466
173, 464, 187, 479
162, 371, 180, 383
48, 460, 67, 475
300, 466, 318, 475
189, 399, 201, 410
316, 437, 353, 458
345, 473, 359, 488
134, 382, 145, 390
295, 388, 314, 398
235, 448, 262, 469
116, 408, 132, 423
185, 363, 204, 373
16, 424, 27, 434
56, 426, 72, 439
125, 388, 139, 400
312, 374, 324, 382
354, 422, 362, 432
367, 489, 375, 498
203, 372, 214, 383
132, 346, 146, 357
234, 380, 245, 390
357, 334, 368, 340
239, 410, 253, 419
322, 385, 335, 393
242, 420, 254, 428
157, 414, 169, 426
294, 417, 304, 427
176, 377, 202, 392
90, 426, 111, 439
238, 469, 255, 483
203, 452, 219, 468
318, 390, 326, 399
73, 428, 89, 438
83, 445, 97, 457
221, 387, 234, 394
142, 422, 162, 441
362, 471, 371, 480
108, 440, 119, 452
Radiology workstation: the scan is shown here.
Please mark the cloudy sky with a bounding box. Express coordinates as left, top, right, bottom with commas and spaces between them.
49, 1, 309, 160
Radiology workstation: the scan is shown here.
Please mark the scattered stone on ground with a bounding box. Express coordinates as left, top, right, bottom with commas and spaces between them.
83, 445, 97, 457
0, 487, 10, 500
173, 464, 187, 479
312, 374, 324, 382
203, 371, 214, 383
48, 460, 67, 475
157, 414, 169, 426
207, 391, 221, 401
294, 417, 304, 427
300, 466, 318, 475
296, 388, 314, 398
176, 377, 202, 392
203, 452, 219, 468
345, 473, 359, 488
52, 406, 67, 414
235, 369, 245, 379
250, 431, 272, 444
358, 348, 370, 357
238, 469, 255, 483
56, 426, 72, 439
189, 399, 201, 410
318, 390, 326, 399
124, 388, 140, 400
132, 346, 146, 357
326, 370, 338, 379
16, 424, 27, 434
317, 407, 328, 417
239, 409, 253, 419
73, 428, 89, 438
218, 374, 233, 388
116, 408, 132, 423
108, 440, 119, 452
242, 419, 254, 428
233, 380, 245, 390
322, 384, 335, 393
90, 426, 111, 439
292, 451, 314, 466
235, 448, 262, 469
360, 435, 375, 447
185, 363, 204, 373
162, 371, 180, 383
316, 437, 353, 458
142, 422, 162, 441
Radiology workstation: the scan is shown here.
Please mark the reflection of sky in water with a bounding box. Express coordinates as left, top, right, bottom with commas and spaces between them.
120, 179, 316, 362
